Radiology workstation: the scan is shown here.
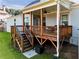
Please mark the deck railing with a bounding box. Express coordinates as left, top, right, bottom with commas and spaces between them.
32, 26, 57, 36
11, 25, 72, 40
31, 25, 72, 40
11, 25, 24, 52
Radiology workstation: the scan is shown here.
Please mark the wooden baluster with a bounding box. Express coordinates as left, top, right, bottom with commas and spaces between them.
21, 38, 23, 52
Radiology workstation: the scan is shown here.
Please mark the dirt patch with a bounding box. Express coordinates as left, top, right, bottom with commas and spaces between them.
43, 42, 78, 59
60, 44, 78, 59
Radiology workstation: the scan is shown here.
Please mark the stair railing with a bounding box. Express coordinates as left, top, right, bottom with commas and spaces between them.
15, 26, 24, 52
24, 26, 33, 46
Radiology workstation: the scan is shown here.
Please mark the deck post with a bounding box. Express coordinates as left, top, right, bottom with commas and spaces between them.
56, 0, 60, 57
40, 9, 43, 44
30, 12, 34, 46
23, 14, 25, 32
30, 12, 33, 31
14, 19, 16, 48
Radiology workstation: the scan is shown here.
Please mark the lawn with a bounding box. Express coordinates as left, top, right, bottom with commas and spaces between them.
0, 32, 53, 59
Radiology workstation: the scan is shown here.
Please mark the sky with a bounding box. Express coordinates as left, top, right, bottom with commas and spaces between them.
0, 0, 79, 9
0, 0, 36, 9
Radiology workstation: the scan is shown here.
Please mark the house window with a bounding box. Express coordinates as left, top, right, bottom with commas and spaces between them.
24, 17, 29, 26
62, 14, 68, 26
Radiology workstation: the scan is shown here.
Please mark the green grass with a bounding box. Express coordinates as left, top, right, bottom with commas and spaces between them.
0, 32, 53, 59
0, 32, 65, 59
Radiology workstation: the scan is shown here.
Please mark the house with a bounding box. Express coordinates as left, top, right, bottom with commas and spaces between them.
11, 0, 78, 56
0, 20, 4, 31
0, 5, 11, 31
0, 5, 11, 21
22, 0, 78, 46
6, 14, 23, 32
70, 4, 79, 45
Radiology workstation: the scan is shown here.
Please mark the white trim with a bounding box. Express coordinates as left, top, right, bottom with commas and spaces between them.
56, 0, 60, 57
44, 10, 69, 16
72, 4, 79, 8
24, 0, 49, 10
23, 2, 57, 13
61, 13, 69, 25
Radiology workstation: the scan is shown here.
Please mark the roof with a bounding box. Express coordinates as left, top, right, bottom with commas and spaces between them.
0, 10, 7, 14
23, 0, 75, 13
6, 14, 22, 19
23, 0, 56, 13
25, 0, 40, 7
71, 3, 79, 8
73, 3, 79, 6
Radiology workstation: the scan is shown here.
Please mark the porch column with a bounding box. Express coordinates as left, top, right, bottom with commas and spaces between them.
40, 9, 43, 44
30, 12, 34, 46
23, 14, 25, 32
30, 12, 33, 31
56, 0, 60, 57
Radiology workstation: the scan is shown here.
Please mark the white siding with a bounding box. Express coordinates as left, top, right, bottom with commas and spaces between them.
69, 7, 79, 45
46, 11, 79, 46
46, 13, 57, 26
6, 14, 23, 32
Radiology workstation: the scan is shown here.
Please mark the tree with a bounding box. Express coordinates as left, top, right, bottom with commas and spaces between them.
5, 8, 22, 16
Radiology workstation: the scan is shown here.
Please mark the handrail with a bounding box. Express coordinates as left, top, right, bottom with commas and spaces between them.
16, 27, 23, 39
24, 26, 33, 45
15, 27, 24, 52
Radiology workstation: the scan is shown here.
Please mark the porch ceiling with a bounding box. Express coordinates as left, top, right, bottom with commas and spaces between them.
29, 5, 69, 16
22, 0, 56, 13
43, 5, 69, 13
22, 0, 70, 14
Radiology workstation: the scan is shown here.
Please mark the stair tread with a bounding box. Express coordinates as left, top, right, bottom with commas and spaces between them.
23, 39, 28, 41
23, 41, 30, 45
23, 44, 31, 49
15, 30, 34, 52
23, 46, 33, 52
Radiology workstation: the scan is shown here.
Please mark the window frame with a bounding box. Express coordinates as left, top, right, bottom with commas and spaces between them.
61, 14, 69, 26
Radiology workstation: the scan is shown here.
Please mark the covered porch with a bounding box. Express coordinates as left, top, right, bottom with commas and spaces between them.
22, 0, 72, 47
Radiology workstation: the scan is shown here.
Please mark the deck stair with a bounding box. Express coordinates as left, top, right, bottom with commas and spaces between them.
24, 27, 34, 46
11, 26, 33, 52
20, 32, 32, 52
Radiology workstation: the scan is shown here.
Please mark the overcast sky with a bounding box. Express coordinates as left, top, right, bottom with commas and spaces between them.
0, 0, 36, 9
72, 0, 79, 3
0, 0, 79, 9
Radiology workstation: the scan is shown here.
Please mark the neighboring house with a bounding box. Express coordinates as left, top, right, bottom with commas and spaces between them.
0, 5, 11, 21
6, 14, 23, 32
0, 20, 4, 31
0, 5, 11, 31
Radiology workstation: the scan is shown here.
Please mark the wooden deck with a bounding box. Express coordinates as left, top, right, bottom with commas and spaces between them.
30, 25, 72, 41
30, 25, 72, 48
11, 25, 72, 51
